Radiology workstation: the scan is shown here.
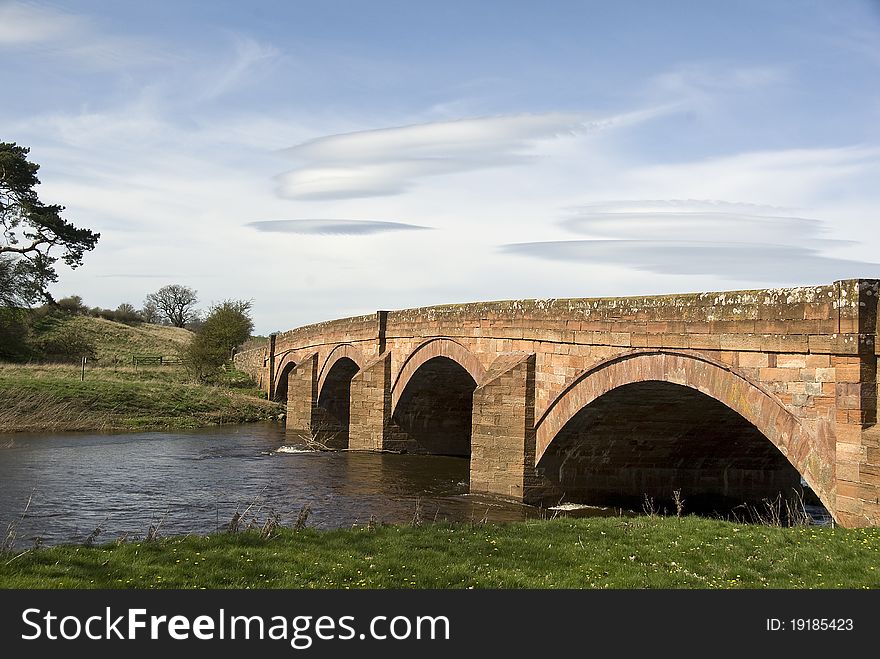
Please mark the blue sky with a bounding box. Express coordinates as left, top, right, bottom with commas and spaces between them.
2, 0, 879, 334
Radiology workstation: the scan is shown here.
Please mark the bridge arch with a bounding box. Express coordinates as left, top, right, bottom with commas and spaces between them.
389, 338, 486, 457
318, 344, 365, 398
315, 344, 364, 444
535, 349, 832, 515
391, 338, 486, 412
273, 352, 298, 402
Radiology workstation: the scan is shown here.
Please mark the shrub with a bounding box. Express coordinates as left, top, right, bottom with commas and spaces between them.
183, 300, 253, 381
31, 321, 97, 362
56, 295, 88, 315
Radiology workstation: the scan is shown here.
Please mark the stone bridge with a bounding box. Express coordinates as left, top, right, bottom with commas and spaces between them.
234, 279, 879, 528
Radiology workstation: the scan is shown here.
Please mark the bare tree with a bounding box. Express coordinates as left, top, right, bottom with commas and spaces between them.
144, 284, 198, 328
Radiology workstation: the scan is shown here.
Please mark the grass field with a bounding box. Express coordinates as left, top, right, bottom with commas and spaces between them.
0, 316, 282, 432
1, 516, 877, 589
0, 362, 283, 432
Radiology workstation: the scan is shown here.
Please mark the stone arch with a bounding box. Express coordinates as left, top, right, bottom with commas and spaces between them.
391, 338, 486, 412
535, 349, 832, 514
273, 352, 298, 402
314, 345, 364, 446
317, 344, 365, 398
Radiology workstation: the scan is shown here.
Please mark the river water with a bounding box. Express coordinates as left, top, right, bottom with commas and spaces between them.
0, 423, 553, 548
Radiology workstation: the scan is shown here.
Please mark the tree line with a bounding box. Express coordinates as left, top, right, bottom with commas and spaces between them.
55, 283, 202, 328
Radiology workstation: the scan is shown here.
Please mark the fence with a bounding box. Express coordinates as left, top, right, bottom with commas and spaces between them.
131, 355, 189, 367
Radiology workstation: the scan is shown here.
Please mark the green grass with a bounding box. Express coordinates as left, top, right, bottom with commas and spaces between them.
0, 362, 283, 431
33, 314, 194, 364
1, 517, 878, 589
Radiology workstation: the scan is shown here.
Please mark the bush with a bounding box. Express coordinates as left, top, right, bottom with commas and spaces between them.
0, 308, 32, 360
30, 321, 97, 362
114, 303, 142, 324
56, 295, 88, 315
183, 300, 253, 381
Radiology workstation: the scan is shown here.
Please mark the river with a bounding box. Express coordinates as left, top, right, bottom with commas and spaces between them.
0, 423, 551, 548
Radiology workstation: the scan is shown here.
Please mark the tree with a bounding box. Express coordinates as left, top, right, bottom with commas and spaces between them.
0, 143, 99, 306
140, 299, 160, 324
183, 299, 254, 380
113, 303, 141, 324
145, 284, 199, 328
56, 295, 87, 315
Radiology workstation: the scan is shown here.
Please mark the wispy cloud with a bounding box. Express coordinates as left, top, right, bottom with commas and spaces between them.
275, 110, 661, 200
503, 199, 880, 283
198, 35, 282, 101
0, 1, 170, 70
650, 63, 789, 96
560, 200, 844, 246
247, 219, 432, 236
0, 2, 82, 45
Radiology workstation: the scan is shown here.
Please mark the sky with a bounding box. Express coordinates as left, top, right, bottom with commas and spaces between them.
2, 0, 879, 335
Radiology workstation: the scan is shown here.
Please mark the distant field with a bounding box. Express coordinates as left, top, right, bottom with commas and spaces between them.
0, 317, 284, 432
0, 363, 284, 432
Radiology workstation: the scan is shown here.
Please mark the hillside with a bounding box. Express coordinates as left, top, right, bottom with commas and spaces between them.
41, 315, 193, 364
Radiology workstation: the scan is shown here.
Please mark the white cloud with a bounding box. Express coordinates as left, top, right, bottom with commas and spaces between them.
504, 198, 880, 284
0, 1, 172, 70
560, 200, 841, 245
275, 109, 660, 200
247, 219, 431, 235
502, 239, 879, 283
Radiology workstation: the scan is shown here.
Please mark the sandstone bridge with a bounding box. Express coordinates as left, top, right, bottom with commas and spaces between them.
233, 279, 880, 528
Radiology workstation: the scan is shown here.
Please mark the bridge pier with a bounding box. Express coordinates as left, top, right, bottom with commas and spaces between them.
285, 352, 318, 435
471, 353, 547, 502
348, 352, 392, 451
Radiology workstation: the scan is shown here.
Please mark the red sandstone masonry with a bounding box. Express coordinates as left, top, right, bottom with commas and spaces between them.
348, 352, 392, 451
285, 352, 318, 434
470, 353, 541, 500
233, 280, 880, 527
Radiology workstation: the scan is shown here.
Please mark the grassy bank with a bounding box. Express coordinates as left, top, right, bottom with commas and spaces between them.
0, 313, 283, 432
1, 517, 877, 589
0, 362, 283, 432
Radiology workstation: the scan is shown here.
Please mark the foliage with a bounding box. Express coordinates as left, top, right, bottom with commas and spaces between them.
0, 307, 32, 360
56, 295, 88, 315
29, 319, 97, 362
184, 299, 254, 381
85, 303, 143, 324
140, 299, 160, 324
113, 303, 141, 324
0, 254, 41, 307
0, 142, 99, 306
144, 284, 199, 328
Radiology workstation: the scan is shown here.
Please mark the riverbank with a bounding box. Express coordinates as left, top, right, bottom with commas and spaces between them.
1, 516, 877, 589
0, 363, 284, 432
